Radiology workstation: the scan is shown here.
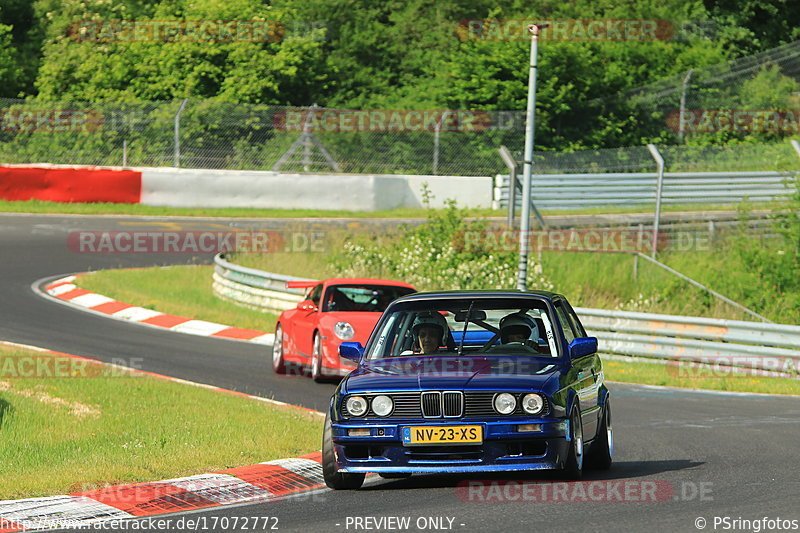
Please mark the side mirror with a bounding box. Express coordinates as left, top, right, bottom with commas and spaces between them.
569, 337, 598, 360
339, 342, 364, 363
297, 299, 317, 312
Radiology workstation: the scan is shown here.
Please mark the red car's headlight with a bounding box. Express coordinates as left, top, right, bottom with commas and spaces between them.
334, 321, 355, 340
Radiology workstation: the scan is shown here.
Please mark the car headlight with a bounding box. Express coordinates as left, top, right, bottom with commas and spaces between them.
371, 395, 393, 417
494, 392, 517, 415
522, 393, 545, 415
345, 396, 368, 417
334, 321, 355, 340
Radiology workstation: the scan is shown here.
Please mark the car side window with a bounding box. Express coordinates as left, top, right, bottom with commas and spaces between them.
564, 301, 587, 337
554, 303, 576, 344
308, 284, 323, 307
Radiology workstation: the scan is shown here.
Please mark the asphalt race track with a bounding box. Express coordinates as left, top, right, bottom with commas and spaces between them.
1, 213, 798, 533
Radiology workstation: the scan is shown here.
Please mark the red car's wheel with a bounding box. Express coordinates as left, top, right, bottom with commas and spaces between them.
311, 333, 326, 382
272, 324, 286, 374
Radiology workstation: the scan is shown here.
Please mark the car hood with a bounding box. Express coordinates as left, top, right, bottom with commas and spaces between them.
343, 356, 562, 393
319, 312, 381, 344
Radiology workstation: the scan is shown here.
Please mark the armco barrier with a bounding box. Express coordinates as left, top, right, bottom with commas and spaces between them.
213, 254, 800, 373
493, 171, 798, 210
212, 253, 308, 313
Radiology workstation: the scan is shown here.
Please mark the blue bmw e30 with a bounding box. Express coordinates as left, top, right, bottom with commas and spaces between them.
322, 290, 612, 490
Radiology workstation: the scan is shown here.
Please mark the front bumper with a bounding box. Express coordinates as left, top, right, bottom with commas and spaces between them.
332, 418, 570, 474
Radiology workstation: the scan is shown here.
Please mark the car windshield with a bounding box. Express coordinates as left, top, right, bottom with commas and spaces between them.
366, 297, 559, 359
323, 285, 416, 313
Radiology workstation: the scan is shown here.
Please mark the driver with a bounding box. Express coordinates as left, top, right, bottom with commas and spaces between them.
409, 312, 449, 354
499, 313, 538, 346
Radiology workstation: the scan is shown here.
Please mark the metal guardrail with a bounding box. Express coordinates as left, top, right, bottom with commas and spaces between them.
494, 171, 798, 210
576, 307, 800, 375
213, 254, 800, 375
212, 253, 308, 314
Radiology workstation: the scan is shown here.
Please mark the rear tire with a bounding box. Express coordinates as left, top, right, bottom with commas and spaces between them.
322, 412, 365, 490
563, 408, 584, 480
586, 398, 613, 470
311, 333, 326, 383
272, 324, 286, 374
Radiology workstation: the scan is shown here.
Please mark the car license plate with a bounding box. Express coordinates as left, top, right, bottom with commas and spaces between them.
401, 425, 483, 446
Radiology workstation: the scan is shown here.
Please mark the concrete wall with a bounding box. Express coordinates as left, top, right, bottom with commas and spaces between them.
140, 167, 492, 211
0, 164, 494, 211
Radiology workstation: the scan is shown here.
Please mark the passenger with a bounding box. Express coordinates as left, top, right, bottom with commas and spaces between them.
499, 313, 538, 346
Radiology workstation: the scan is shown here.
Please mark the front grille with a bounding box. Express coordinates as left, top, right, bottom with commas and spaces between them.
341, 391, 548, 419
421, 392, 441, 418
390, 394, 423, 418
443, 391, 463, 417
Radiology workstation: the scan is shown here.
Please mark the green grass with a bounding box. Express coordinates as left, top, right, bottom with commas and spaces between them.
539, 243, 796, 323
602, 357, 800, 396
0, 343, 321, 499
0, 198, 775, 219
77, 266, 278, 331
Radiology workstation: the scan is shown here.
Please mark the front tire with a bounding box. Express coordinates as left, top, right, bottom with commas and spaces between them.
563, 408, 584, 480
272, 324, 286, 374
322, 412, 365, 490
311, 333, 326, 383
586, 398, 613, 470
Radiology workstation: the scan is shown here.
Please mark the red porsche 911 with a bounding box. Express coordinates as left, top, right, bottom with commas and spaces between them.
272, 278, 416, 382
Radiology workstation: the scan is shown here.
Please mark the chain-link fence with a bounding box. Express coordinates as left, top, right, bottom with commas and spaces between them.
2, 42, 799, 176
500, 141, 800, 174
0, 98, 527, 176
585, 40, 800, 145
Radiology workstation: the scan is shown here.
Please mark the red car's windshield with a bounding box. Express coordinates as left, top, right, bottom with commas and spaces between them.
322, 285, 415, 312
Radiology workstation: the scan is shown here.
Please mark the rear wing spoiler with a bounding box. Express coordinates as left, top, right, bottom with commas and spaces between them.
286, 280, 319, 290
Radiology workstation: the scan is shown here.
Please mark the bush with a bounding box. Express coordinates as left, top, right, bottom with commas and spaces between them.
330, 191, 551, 292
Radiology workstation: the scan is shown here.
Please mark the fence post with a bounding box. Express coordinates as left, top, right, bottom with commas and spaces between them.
647, 144, 665, 258
433, 111, 450, 175
173, 98, 189, 168
499, 146, 518, 228
791, 139, 800, 159
122, 139, 128, 167
678, 68, 693, 142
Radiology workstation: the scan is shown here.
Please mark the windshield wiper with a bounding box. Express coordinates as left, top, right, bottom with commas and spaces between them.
457, 301, 474, 356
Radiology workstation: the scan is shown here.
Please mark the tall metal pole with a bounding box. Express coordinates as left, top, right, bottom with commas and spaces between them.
517, 24, 545, 291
